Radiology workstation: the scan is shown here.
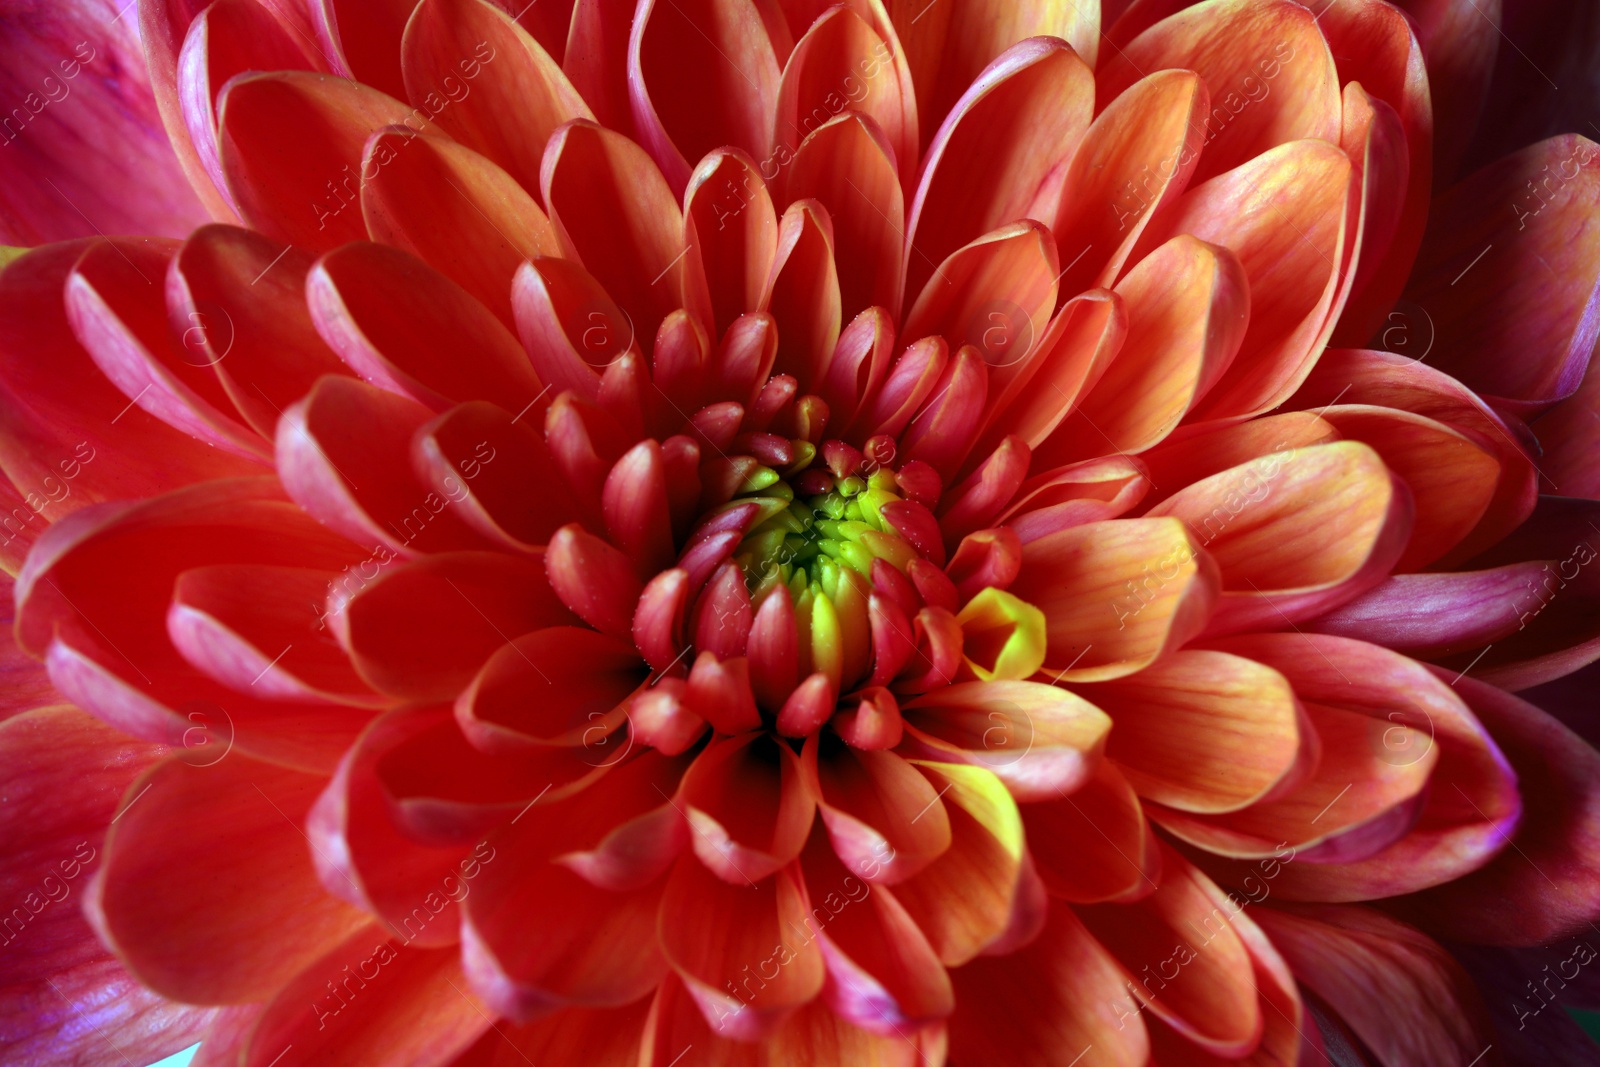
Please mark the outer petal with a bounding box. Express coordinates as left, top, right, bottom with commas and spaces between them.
87, 752, 368, 1004
1402, 135, 1600, 415
1252, 904, 1495, 1067
0, 707, 214, 1067
1387, 675, 1600, 944
1097, 0, 1340, 183
238, 926, 492, 1067
0, 243, 258, 534
0, 1, 207, 244
1190, 635, 1521, 901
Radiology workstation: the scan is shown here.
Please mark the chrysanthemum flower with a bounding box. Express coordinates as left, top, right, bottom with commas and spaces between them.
3, 0, 1599, 1064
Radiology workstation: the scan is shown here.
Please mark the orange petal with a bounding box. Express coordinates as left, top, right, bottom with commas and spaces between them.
902, 680, 1110, 801
461, 823, 667, 1019
1144, 138, 1354, 420
802, 737, 951, 886
239, 927, 491, 1067
1023, 758, 1161, 904
1143, 890, 1312, 1066
658, 858, 826, 1040
359, 129, 560, 329
1098, 0, 1340, 184
947, 905, 1149, 1067
218, 71, 415, 250
167, 564, 382, 705
679, 732, 816, 884
785, 113, 905, 322
467, 1000, 652, 1065
973, 290, 1125, 457
1011, 517, 1219, 681
1289, 347, 1537, 566
903, 221, 1058, 394
1320, 405, 1500, 572
903, 37, 1091, 311
176, 0, 321, 216
640, 972, 935, 1066
1083, 649, 1305, 814
685, 149, 779, 338
309, 242, 543, 410
630, 0, 782, 194
456, 627, 641, 754
275, 376, 496, 556
797, 826, 954, 1032
89, 753, 367, 1003
891, 761, 1022, 966
564, 0, 637, 138
890, 0, 1098, 140
762, 199, 842, 393
305, 706, 506, 947
775, 6, 915, 185
169, 224, 350, 439
1146, 440, 1412, 634
402, 0, 591, 197
1188, 634, 1519, 900
1075, 846, 1263, 1057
542, 120, 711, 346
999, 455, 1151, 545
511, 257, 639, 403
412, 401, 578, 553
14, 478, 372, 771
66, 237, 269, 461
1152, 696, 1436, 861
1038, 235, 1248, 463
314, 0, 416, 98
1327, 39, 1429, 346
340, 551, 573, 701
1138, 410, 1339, 496
1046, 69, 1208, 297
